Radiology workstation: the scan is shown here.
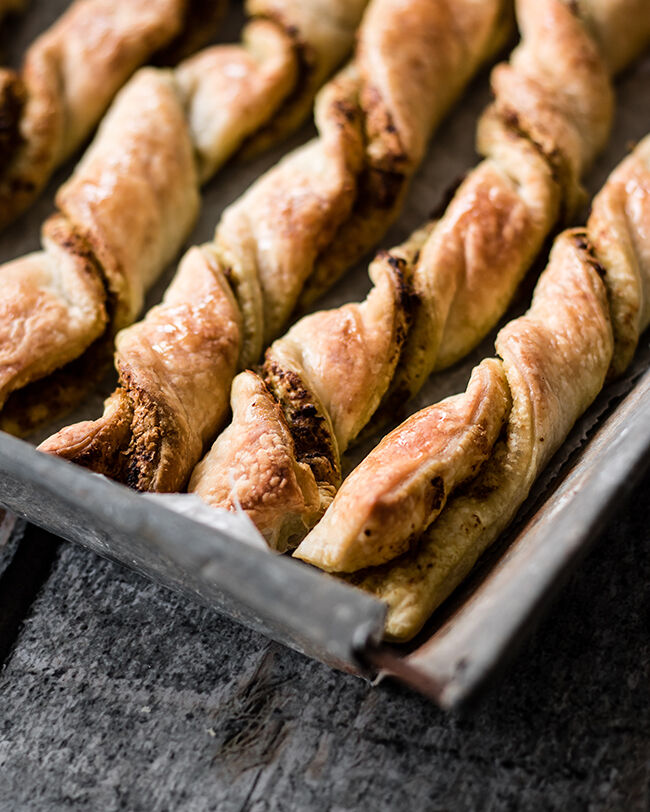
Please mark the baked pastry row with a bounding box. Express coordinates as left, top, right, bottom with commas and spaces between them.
185, 0, 648, 549
40, 0, 513, 490
36, 2, 650, 639
0, 0, 228, 228
0, 0, 368, 432
306, 134, 650, 640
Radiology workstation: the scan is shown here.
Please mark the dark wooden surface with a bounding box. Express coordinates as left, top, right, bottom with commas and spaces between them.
0, 470, 648, 811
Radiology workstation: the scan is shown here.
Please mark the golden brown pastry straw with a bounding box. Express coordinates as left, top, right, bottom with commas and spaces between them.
0, 0, 227, 228
42, 0, 512, 492
308, 134, 650, 641
1, 0, 368, 433
188, 0, 647, 549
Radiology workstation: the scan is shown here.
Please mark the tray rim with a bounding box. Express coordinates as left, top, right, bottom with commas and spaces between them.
372, 359, 650, 707
1, 353, 649, 707
0, 432, 388, 673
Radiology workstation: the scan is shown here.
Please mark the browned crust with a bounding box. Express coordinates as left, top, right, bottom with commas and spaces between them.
37, 368, 180, 492
236, 9, 315, 159
0, 212, 115, 433
0, 211, 113, 413
499, 107, 562, 186
383, 252, 418, 346
359, 83, 410, 208
0, 0, 208, 230
262, 357, 341, 493
220, 375, 301, 517
44, 213, 112, 296
296, 82, 411, 310
571, 229, 607, 279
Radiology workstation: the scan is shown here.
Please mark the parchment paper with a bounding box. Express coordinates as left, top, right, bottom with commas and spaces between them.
1, 0, 649, 484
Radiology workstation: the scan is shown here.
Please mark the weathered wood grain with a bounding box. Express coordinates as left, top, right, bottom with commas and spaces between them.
0, 471, 648, 811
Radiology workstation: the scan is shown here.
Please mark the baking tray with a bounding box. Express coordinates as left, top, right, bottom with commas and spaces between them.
1, 1, 649, 708
1, 341, 650, 707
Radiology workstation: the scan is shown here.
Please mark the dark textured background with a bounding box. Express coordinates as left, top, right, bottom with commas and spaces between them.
0, 468, 647, 811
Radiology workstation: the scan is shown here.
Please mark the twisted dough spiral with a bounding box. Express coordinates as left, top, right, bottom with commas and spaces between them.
41, 0, 511, 493
188, 0, 647, 550
383, 0, 650, 409
0, 0, 228, 229
1, 0, 367, 433
216, 0, 511, 367
319, 135, 650, 641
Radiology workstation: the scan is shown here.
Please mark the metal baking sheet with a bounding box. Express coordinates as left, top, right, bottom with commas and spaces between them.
371, 338, 650, 707
0, 1, 649, 707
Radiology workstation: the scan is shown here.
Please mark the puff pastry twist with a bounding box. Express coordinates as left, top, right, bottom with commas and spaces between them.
1, 0, 368, 434
41, 0, 512, 493
188, 0, 648, 551
0, 0, 228, 228
208, 0, 512, 369
310, 135, 650, 640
